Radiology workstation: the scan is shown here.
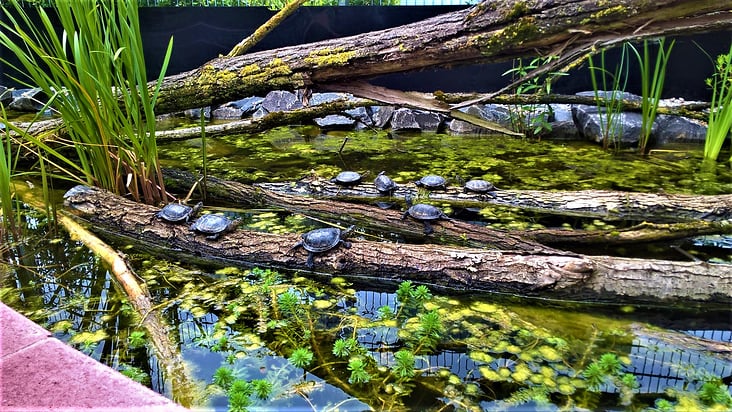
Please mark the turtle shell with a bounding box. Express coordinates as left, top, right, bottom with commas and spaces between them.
332, 171, 362, 185
407, 203, 445, 220
464, 179, 495, 193
374, 171, 397, 193
190, 214, 232, 234
157, 202, 201, 222
301, 227, 343, 253
415, 174, 447, 189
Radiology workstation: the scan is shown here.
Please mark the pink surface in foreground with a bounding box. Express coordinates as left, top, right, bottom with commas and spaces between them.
0, 302, 189, 412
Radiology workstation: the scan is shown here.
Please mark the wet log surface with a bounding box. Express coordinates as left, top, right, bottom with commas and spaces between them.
254, 178, 732, 223
63, 185, 732, 304
162, 169, 732, 247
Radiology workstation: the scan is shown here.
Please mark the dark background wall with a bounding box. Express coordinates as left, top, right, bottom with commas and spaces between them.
2, 6, 730, 101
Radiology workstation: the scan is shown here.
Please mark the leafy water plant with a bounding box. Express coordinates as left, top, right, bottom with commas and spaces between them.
503, 56, 565, 139
588, 45, 630, 150
703, 43, 732, 161
0, 0, 173, 204
628, 38, 675, 155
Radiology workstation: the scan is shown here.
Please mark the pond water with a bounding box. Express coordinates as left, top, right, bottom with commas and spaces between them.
2, 127, 731, 411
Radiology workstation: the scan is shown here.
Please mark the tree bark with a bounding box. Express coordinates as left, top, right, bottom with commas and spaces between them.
62, 185, 732, 304
161, 169, 732, 248
151, 0, 732, 115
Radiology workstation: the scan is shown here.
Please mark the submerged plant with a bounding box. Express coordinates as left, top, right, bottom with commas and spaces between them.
0, 0, 174, 203
703, 43, 732, 161
628, 38, 675, 154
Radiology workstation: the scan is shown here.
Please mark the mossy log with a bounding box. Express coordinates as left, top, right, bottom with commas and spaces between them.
161, 169, 732, 247
63, 185, 732, 304
151, 0, 732, 115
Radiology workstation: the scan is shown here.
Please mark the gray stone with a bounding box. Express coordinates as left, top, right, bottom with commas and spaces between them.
572, 104, 646, 146
309, 92, 348, 106
9, 88, 46, 112
545, 104, 581, 140
184, 106, 211, 120
482, 104, 514, 126
314, 114, 356, 130
230, 96, 264, 115
371, 106, 395, 128
211, 105, 244, 119
261, 90, 303, 113
413, 110, 443, 132
0, 86, 12, 106
345, 107, 374, 128
448, 104, 512, 134
251, 106, 269, 120
653, 114, 707, 144
391, 108, 420, 131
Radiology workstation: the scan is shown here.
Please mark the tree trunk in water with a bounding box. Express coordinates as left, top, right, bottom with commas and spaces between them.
151, 0, 732, 115
63, 185, 732, 304
160, 169, 732, 247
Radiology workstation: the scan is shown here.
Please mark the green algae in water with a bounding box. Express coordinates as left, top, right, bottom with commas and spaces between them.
159, 127, 731, 194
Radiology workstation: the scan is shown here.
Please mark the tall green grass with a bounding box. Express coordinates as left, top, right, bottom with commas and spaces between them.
0, 106, 19, 237
0, 0, 173, 203
703, 43, 732, 162
588, 46, 630, 151
628, 38, 675, 155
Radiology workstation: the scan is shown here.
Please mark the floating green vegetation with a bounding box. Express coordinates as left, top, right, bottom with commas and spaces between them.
158, 127, 732, 195
3, 213, 730, 412
135, 265, 732, 411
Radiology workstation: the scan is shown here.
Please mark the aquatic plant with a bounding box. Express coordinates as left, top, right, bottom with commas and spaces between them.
0, 0, 173, 203
588, 45, 630, 150
0, 106, 18, 237
503, 56, 566, 139
703, 43, 732, 161
628, 38, 675, 154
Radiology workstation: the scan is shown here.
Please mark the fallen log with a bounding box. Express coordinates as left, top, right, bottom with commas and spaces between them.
150, 0, 732, 115
254, 178, 732, 223
63, 185, 732, 304
161, 170, 732, 247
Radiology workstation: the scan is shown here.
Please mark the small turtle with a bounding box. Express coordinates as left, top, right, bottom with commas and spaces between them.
331, 171, 362, 187
156, 201, 203, 223
190, 214, 241, 240
463, 179, 498, 198
414, 174, 448, 191
401, 196, 450, 235
291, 225, 355, 268
374, 171, 398, 195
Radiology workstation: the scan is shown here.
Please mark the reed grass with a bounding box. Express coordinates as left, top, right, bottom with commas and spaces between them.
628, 38, 675, 155
588, 46, 630, 150
0, 0, 173, 203
0, 106, 19, 237
703, 43, 732, 161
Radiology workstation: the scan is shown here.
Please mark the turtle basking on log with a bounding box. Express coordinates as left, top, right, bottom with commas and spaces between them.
156, 201, 203, 223
189, 213, 241, 240
291, 225, 355, 268
401, 196, 450, 235
415, 174, 448, 191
